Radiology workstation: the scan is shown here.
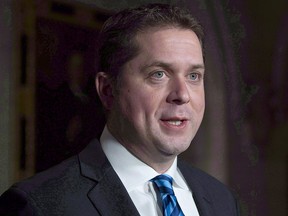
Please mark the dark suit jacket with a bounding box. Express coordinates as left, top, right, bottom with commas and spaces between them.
0, 139, 240, 215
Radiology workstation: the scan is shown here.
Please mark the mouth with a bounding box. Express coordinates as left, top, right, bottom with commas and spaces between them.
160, 118, 188, 128
166, 120, 183, 126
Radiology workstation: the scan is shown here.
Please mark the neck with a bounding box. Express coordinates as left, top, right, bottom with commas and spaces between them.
123, 143, 176, 174
106, 124, 177, 174
149, 160, 175, 174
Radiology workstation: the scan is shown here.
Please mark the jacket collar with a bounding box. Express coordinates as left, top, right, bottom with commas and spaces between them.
78, 139, 140, 216
178, 160, 214, 216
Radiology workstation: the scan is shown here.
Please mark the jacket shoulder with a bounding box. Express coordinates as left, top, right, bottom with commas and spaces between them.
178, 160, 241, 216
0, 156, 94, 215
179, 160, 232, 191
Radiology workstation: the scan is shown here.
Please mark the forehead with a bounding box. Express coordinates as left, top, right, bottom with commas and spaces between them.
131, 27, 203, 66
137, 27, 201, 50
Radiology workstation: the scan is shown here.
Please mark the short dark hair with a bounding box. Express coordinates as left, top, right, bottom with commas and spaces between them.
97, 3, 204, 77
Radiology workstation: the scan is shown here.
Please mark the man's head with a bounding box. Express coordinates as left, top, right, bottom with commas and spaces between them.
97, 3, 204, 79
96, 3, 205, 172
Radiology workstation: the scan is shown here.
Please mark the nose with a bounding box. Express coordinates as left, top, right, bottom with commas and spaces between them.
166, 78, 190, 105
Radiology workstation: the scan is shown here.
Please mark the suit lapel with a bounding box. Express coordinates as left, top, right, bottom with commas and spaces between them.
88, 168, 140, 216
178, 161, 214, 216
78, 140, 140, 216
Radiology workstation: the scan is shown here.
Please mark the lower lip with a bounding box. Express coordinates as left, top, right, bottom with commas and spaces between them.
160, 120, 188, 129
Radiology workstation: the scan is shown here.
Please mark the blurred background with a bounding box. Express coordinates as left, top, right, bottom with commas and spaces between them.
0, 0, 287, 215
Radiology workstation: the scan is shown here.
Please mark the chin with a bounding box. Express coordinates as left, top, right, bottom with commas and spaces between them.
161, 140, 191, 156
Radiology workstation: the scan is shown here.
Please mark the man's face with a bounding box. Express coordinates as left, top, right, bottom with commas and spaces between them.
103, 28, 205, 166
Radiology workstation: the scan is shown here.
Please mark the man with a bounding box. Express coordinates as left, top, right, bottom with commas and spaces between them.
0, 3, 240, 216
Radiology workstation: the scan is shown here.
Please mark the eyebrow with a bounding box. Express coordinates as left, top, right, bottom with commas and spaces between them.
141, 61, 205, 72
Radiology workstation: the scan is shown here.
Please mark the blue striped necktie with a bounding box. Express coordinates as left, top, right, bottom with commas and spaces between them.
151, 174, 185, 216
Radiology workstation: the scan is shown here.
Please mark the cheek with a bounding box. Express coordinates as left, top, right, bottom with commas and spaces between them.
118, 88, 143, 114
191, 89, 205, 112
198, 96, 205, 111
121, 87, 160, 119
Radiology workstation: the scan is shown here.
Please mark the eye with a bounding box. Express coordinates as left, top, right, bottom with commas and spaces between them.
151, 71, 165, 79
188, 73, 200, 81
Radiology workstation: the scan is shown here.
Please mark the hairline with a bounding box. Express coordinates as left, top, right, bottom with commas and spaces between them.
113, 25, 204, 86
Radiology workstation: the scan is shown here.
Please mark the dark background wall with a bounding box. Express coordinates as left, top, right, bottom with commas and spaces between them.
223, 1, 288, 215
0, 0, 287, 215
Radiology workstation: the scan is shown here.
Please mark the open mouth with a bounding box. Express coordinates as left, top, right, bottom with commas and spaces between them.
166, 120, 183, 126
160, 119, 188, 128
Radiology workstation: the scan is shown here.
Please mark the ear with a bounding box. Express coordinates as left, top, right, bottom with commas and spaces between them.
95, 72, 114, 110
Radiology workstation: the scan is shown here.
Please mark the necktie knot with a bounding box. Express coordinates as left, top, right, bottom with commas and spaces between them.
150, 174, 185, 216
150, 174, 174, 195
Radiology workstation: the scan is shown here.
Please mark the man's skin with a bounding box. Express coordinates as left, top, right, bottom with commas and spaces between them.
96, 27, 205, 173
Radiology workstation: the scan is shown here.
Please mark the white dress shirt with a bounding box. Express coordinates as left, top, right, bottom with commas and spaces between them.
100, 126, 200, 216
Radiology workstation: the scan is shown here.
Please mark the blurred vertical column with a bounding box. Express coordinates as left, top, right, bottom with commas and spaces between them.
0, 0, 19, 193
16, 0, 37, 180
0, 0, 37, 195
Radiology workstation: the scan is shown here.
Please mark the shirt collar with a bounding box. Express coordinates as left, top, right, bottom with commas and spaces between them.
100, 126, 190, 192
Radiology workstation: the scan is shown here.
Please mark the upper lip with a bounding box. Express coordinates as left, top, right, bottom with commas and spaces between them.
160, 109, 191, 121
